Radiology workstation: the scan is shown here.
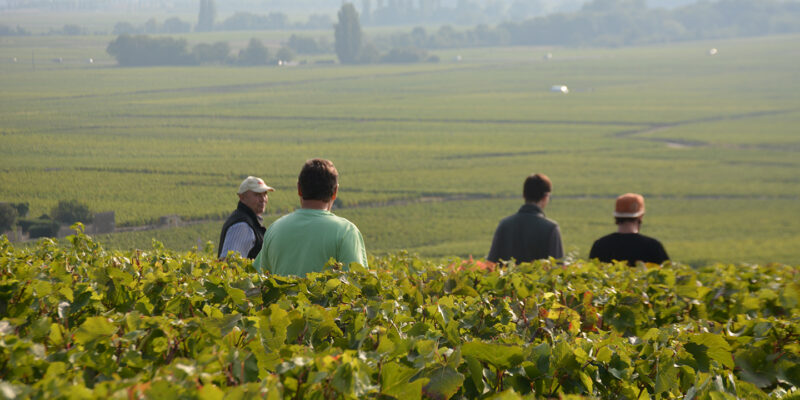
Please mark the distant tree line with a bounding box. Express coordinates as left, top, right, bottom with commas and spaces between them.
376, 0, 800, 49
0, 24, 30, 36
49, 24, 89, 35
0, 203, 28, 232
113, 17, 192, 35
286, 34, 333, 54
0, 200, 92, 239
216, 12, 333, 31
105, 5, 440, 67
194, 0, 334, 32
332, 3, 439, 65
106, 34, 297, 67
119, 7, 333, 35
318, 0, 800, 65
359, 0, 586, 26
503, 0, 800, 46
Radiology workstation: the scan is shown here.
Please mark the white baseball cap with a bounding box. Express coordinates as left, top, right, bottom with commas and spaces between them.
237, 176, 275, 194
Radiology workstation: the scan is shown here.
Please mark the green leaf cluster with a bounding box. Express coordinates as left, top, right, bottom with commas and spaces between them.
1, 231, 798, 399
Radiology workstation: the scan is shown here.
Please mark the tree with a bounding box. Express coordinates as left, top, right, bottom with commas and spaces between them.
0, 203, 17, 231
380, 47, 429, 63
27, 219, 60, 239
61, 24, 84, 35
193, 42, 230, 64
107, 35, 193, 66
335, 3, 363, 64
12, 203, 28, 218
197, 0, 216, 32
51, 200, 93, 225
288, 35, 321, 54
275, 47, 295, 63
410, 26, 428, 47
238, 38, 269, 66
163, 17, 191, 34
143, 18, 159, 34
265, 12, 289, 29
112, 22, 137, 35
357, 42, 380, 64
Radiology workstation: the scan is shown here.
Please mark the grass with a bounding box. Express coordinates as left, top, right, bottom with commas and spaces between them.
2, 32, 799, 265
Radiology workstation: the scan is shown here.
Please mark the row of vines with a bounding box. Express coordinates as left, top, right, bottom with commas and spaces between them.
1, 226, 798, 399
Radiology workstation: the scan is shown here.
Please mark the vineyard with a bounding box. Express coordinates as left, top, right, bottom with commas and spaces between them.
2, 34, 800, 265
1, 227, 798, 399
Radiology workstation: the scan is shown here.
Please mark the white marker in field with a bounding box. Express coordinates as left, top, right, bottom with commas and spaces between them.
708, 48, 718, 56
550, 85, 569, 94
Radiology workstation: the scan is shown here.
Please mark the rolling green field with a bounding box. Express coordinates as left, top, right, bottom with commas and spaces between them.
1, 32, 799, 266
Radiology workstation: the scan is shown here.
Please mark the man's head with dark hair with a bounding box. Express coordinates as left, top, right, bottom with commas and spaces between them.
523, 173, 552, 203
298, 159, 339, 201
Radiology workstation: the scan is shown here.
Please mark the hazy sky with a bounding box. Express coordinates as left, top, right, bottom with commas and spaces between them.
0, 0, 702, 14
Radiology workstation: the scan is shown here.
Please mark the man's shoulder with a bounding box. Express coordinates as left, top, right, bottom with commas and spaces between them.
593, 232, 618, 244
226, 221, 252, 232
498, 208, 558, 227
272, 210, 359, 231
636, 233, 665, 247
327, 212, 361, 232
265, 211, 298, 232
595, 233, 662, 246
268, 212, 289, 225
224, 208, 248, 223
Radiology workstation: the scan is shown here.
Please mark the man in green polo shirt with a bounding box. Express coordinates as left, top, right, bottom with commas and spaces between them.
253, 158, 367, 276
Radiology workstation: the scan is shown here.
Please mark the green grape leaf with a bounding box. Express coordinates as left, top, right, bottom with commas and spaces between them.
381, 361, 428, 400
73, 316, 115, 346
462, 341, 525, 370
689, 333, 734, 369
423, 366, 464, 400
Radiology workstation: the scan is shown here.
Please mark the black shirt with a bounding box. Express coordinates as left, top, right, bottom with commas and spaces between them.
487, 204, 564, 263
589, 232, 669, 266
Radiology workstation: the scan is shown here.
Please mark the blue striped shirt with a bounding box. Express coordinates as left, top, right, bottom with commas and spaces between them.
219, 222, 256, 258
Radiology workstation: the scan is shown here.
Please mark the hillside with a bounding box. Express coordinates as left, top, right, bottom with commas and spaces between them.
2, 34, 799, 266
1, 228, 797, 398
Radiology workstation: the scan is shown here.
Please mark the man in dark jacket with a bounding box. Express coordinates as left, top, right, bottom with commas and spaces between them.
589, 193, 669, 266
487, 173, 563, 264
218, 176, 274, 259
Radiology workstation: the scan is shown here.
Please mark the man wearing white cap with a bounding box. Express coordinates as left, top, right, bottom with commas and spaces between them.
218, 176, 275, 259
589, 193, 669, 266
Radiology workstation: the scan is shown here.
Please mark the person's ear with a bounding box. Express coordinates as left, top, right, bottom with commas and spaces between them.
297, 182, 302, 197
331, 184, 339, 200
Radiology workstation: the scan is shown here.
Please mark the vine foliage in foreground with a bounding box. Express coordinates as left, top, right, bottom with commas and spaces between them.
0, 225, 798, 399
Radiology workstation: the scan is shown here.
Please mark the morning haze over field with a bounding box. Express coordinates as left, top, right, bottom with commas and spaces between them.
1, 0, 799, 266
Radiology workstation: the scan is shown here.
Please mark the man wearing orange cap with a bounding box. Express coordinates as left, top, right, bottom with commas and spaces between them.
218, 176, 275, 259
589, 193, 669, 266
